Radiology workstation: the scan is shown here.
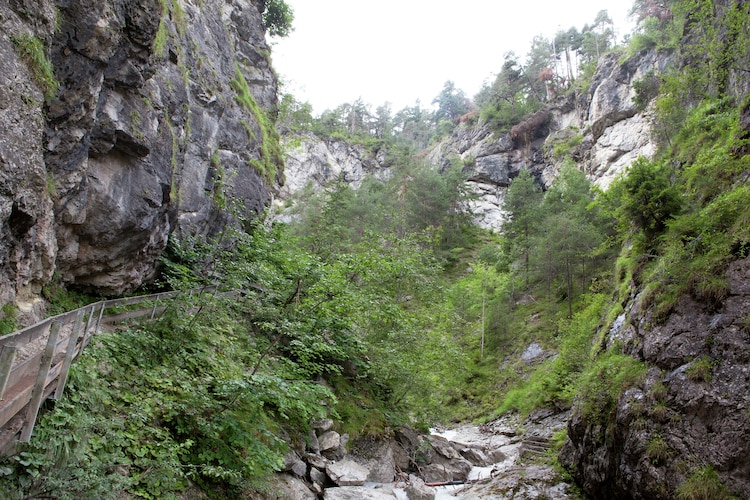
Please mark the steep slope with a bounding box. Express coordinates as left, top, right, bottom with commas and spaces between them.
0, 0, 280, 308
558, 2, 750, 497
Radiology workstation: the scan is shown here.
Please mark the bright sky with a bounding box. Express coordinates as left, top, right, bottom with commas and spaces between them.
270, 1, 636, 115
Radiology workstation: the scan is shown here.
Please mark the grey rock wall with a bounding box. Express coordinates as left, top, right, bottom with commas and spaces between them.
280, 49, 669, 231
0, 0, 279, 304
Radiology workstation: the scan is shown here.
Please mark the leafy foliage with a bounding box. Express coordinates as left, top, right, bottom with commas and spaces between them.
263, 0, 294, 38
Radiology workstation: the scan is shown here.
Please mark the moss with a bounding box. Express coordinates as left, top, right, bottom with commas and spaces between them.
11, 34, 59, 102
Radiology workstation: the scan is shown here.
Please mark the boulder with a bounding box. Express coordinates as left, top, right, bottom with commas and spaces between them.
312, 418, 334, 432
262, 473, 316, 500
349, 437, 397, 483
326, 459, 370, 486
323, 486, 396, 500
310, 466, 327, 486
406, 475, 435, 500
282, 452, 307, 477
319, 431, 341, 452
460, 447, 491, 467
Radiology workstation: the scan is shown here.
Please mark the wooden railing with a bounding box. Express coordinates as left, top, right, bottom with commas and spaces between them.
0, 286, 217, 455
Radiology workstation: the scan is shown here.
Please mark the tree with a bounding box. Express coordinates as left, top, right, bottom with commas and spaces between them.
277, 93, 313, 132
536, 164, 603, 317
263, 0, 294, 38
432, 81, 472, 128
392, 101, 435, 150
554, 27, 583, 84
475, 53, 543, 132
503, 169, 543, 287
581, 10, 615, 62
618, 157, 681, 245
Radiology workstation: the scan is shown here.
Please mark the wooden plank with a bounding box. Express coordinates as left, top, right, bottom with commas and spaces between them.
0, 322, 50, 350
54, 309, 84, 400
20, 321, 62, 442
0, 346, 17, 401
0, 353, 66, 429
3, 349, 42, 400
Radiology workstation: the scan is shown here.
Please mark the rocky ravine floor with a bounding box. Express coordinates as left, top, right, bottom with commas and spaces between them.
265, 410, 577, 500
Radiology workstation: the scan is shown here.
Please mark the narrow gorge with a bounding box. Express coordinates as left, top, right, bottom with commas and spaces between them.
1, 0, 749, 499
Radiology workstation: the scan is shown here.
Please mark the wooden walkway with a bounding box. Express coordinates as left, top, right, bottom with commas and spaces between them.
0, 287, 215, 456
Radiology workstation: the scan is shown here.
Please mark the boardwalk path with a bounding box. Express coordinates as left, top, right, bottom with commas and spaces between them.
0, 287, 216, 455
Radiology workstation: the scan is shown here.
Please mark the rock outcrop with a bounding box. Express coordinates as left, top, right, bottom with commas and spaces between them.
279, 49, 670, 230
559, 255, 750, 499
1, 0, 280, 304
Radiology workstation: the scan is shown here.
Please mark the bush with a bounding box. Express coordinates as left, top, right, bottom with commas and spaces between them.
576, 350, 647, 424
677, 466, 734, 500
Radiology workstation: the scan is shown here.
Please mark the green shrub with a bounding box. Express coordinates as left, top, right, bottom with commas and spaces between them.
677, 466, 735, 500
686, 356, 714, 383
576, 350, 647, 425
0, 303, 18, 335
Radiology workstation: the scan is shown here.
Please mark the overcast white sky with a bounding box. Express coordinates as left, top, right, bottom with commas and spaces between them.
270, 1, 636, 115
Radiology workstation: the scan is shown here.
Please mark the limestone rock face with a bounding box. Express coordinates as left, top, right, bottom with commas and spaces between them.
559, 255, 750, 498
277, 132, 391, 220
280, 50, 668, 231
0, 2, 58, 307
0, 0, 279, 303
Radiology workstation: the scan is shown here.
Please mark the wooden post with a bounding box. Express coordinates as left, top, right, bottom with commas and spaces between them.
20, 321, 62, 442
80, 304, 99, 351
53, 309, 85, 401
150, 300, 158, 320
94, 304, 105, 335
0, 345, 18, 401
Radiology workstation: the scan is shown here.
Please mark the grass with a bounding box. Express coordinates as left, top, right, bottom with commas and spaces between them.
11, 34, 59, 101
646, 434, 671, 465
686, 356, 714, 383
677, 466, 735, 500
230, 65, 283, 183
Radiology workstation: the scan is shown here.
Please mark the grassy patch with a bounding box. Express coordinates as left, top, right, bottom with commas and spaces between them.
11, 34, 59, 101
231, 65, 283, 183
686, 356, 714, 383
677, 466, 735, 500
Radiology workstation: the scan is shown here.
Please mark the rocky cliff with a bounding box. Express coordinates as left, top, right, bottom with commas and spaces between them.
1, 0, 279, 310
279, 49, 670, 230
560, 255, 750, 499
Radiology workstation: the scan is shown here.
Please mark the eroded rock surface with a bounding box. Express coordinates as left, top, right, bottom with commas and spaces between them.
1, 0, 280, 304
560, 255, 750, 498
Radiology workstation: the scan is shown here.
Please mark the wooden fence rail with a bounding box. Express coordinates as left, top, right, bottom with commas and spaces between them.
0, 286, 217, 455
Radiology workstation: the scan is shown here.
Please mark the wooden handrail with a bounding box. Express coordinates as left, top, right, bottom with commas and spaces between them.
0, 285, 219, 454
